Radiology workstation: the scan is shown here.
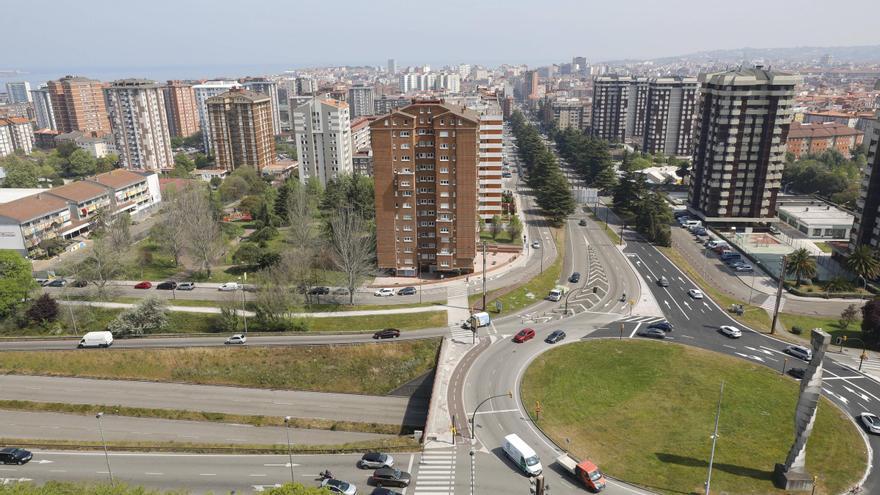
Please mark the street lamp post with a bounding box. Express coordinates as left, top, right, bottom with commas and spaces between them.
283, 416, 295, 484
470, 391, 513, 440
238, 275, 248, 334
96, 412, 113, 484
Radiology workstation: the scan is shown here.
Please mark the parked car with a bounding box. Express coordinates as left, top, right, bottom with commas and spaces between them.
637, 327, 667, 339
358, 452, 395, 469
134, 281, 152, 289
224, 334, 246, 345
788, 367, 806, 380
371, 467, 411, 488
578, 219, 587, 226
531, 241, 540, 249
177, 282, 195, 291
373, 328, 401, 339
545, 330, 566, 344
786, 345, 813, 361
657, 276, 670, 287
397, 286, 417, 296
369, 489, 402, 495
218, 282, 241, 291
769, 225, 782, 235
46, 278, 68, 287
0, 447, 32, 465
71, 280, 89, 288
309, 286, 330, 295
860, 413, 880, 434
374, 288, 395, 297
569, 272, 581, 283
513, 328, 536, 343
647, 321, 673, 332
687, 289, 704, 299
734, 264, 754, 272
321, 479, 357, 495
719, 325, 742, 338
156, 281, 177, 290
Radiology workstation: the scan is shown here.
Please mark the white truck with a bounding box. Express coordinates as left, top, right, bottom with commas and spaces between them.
78, 331, 113, 349
547, 285, 569, 302
465, 312, 491, 330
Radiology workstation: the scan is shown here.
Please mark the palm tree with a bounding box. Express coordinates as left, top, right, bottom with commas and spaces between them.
785, 248, 817, 287
846, 245, 880, 289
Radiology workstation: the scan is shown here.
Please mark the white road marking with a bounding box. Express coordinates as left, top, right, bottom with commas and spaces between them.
473, 408, 520, 415
629, 323, 642, 338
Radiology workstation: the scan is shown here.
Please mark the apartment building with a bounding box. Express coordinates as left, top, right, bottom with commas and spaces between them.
590, 75, 649, 143
348, 85, 375, 118
293, 98, 353, 185
192, 80, 240, 152
524, 70, 540, 100
31, 87, 56, 131
436, 73, 461, 94
786, 122, 864, 159
371, 100, 480, 276
350, 117, 375, 152
374, 95, 410, 115
55, 131, 116, 158
0, 117, 35, 157
163, 81, 200, 138
641, 77, 699, 156
545, 98, 588, 131
241, 78, 282, 136
206, 88, 276, 172
353, 149, 373, 176
850, 118, 880, 250
104, 79, 174, 172
387, 59, 397, 75
5, 82, 32, 104
688, 67, 800, 222
47, 76, 111, 135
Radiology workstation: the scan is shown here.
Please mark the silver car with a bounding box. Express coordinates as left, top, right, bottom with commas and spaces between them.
860, 413, 880, 434
357, 452, 394, 469
321, 479, 357, 495
719, 325, 742, 338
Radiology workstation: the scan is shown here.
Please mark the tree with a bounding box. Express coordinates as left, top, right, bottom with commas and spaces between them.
233, 242, 264, 266
26, 293, 59, 325
327, 208, 375, 304
91, 209, 131, 252
507, 215, 523, 241
490, 215, 503, 239
107, 297, 168, 337
180, 186, 223, 276
861, 297, 880, 336
79, 238, 124, 297
216, 303, 240, 334
536, 168, 575, 226
592, 164, 618, 192
218, 176, 250, 202
151, 188, 189, 267
0, 155, 40, 187
95, 154, 118, 173
675, 161, 691, 181
785, 248, 817, 287
286, 181, 316, 249
0, 250, 36, 317
840, 303, 859, 330
253, 260, 297, 331
168, 153, 196, 178
846, 245, 880, 288
66, 149, 97, 177
634, 192, 673, 246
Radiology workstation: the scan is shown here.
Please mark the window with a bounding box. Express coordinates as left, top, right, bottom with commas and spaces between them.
440, 143, 449, 149
401, 156, 411, 161
402, 191, 412, 196
439, 155, 450, 161
440, 179, 450, 185
439, 167, 449, 173
439, 131, 449, 137
403, 236, 413, 242
439, 227, 450, 233
400, 143, 410, 149
399, 131, 410, 137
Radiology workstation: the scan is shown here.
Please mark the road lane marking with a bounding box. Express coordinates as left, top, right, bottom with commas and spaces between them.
474, 408, 520, 415
629, 323, 642, 338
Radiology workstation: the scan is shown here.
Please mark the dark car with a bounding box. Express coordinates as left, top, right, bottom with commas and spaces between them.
578, 219, 587, 226
370, 488, 403, 495
647, 321, 673, 332
358, 452, 394, 469
71, 280, 89, 288
657, 276, 669, 287
309, 286, 330, 295
373, 328, 401, 339
788, 368, 807, 380
545, 330, 566, 344
0, 447, 32, 465
397, 286, 417, 296
569, 272, 581, 283
371, 467, 412, 488
637, 328, 667, 339
46, 278, 68, 287
156, 281, 177, 290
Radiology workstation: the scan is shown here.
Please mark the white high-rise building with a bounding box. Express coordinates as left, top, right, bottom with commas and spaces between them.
436, 73, 461, 94
348, 85, 375, 118
31, 87, 56, 130
0, 118, 34, 157
387, 58, 397, 75
5, 82, 32, 104
192, 80, 240, 151
241, 78, 282, 136
458, 64, 471, 80
293, 98, 353, 186
104, 79, 174, 172
399, 73, 436, 93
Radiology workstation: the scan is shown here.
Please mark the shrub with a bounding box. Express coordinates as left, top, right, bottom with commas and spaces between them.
791, 326, 803, 335
107, 297, 168, 337
26, 294, 59, 325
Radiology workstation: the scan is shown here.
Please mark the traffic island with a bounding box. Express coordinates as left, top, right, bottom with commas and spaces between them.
521, 340, 867, 495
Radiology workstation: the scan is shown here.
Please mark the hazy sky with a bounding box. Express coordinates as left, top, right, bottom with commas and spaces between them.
5, 0, 880, 70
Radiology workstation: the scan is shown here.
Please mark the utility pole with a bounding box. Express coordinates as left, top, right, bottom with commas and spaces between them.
705, 381, 725, 495
481, 241, 488, 311
770, 256, 787, 335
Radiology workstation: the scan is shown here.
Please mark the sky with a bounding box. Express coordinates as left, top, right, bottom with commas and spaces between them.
5, 0, 880, 73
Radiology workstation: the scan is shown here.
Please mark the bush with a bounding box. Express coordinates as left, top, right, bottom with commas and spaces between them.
26, 294, 59, 325
216, 306, 240, 334
791, 326, 803, 335
107, 297, 169, 337
249, 226, 278, 244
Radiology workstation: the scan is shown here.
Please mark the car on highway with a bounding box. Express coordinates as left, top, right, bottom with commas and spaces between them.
177, 282, 195, 291
397, 286, 417, 296
657, 276, 669, 287
156, 281, 177, 290
578, 219, 587, 226
374, 288, 395, 297
224, 334, 246, 345
545, 330, 566, 344
309, 286, 330, 295
134, 281, 152, 289
513, 328, 536, 343
637, 327, 667, 339
358, 452, 394, 469
647, 321, 673, 332
569, 272, 581, 283
785, 345, 813, 362
0, 447, 32, 465
734, 264, 754, 272
321, 479, 357, 495
687, 289, 704, 299
371, 467, 412, 488
218, 282, 241, 291
788, 367, 806, 380
46, 278, 68, 287
531, 241, 540, 249
71, 279, 89, 288
369, 488, 402, 495
860, 412, 880, 434
373, 328, 401, 339
719, 325, 742, 338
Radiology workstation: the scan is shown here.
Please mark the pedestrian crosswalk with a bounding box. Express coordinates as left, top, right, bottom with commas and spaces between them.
412, 448, 457, 494
450, 324, 476, 344
618, 315, 666, 324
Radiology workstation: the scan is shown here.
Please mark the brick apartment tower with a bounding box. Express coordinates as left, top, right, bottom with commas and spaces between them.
206, 88, 276, 172
688, 67, 800, 221
163, 81, 200, 137
371, 100, 480, 276
46, 75, 111, 135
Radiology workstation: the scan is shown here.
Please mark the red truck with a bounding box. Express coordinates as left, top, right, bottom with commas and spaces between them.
556, 453, 606, 492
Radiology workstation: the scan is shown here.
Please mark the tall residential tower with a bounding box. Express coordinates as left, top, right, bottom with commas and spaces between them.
206, 88, 276, 172
293, 98, 353, 185
104, 79, 174, 172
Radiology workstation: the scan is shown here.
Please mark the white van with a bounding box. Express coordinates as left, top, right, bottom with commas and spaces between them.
503, 433, 542, 476
78, 331, 113, 349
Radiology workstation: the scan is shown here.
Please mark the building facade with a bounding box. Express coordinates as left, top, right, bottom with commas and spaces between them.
31, 87, 56, 131
371, 100, 480, 275
55, 131, 116, 158
192, 80, 240, 151
0, 117, 35, 157
786, 122, 864, 159
350, 116, 374, 152
851, 118, 880, 250
46, 76, 111, 135
206, 89, 276, 172
546, 98, 588, 131
104, 79, 174, 172
293, 98, 353, 185
241, 78, 282, 136
641, 77, 699, 156
387, 59, 397, 75
590, 75, 649, 143
162, 81, 200, 138
374, 95, 410, 115
5, 82, 32, 104
348, 85, 375, 118
687, 67, 799, 222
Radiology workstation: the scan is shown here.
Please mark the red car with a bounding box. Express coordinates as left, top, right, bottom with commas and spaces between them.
513, 328, 536, 343
134, 281, 152, 289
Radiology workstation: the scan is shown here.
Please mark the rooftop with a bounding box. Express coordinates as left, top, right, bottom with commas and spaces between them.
88, 169, 147, 189
788, 122, 862, 139
48, 180, 109, 203
0, 193, 69, 223
206, 88, 270, 104
778, 203, 854, 225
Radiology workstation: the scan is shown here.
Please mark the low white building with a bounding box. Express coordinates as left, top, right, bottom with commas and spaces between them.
777, 203, 854, 240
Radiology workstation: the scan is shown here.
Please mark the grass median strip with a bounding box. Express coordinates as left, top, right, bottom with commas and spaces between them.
0, 400, 408, 435
588, 212, 621, 245
0, 339, 442, 396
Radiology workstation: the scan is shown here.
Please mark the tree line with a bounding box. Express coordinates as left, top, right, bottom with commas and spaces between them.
0, 144, 118, 188
782, 147, 867, 208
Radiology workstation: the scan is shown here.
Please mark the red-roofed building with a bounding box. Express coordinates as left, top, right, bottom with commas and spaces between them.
786, 122, 864, 159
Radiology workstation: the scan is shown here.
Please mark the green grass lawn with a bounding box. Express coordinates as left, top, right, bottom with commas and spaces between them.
522, 340, 866, 495
0, 338, 442, 396
588, 212, 622, 245
779, 313, 873, 350
815, 242, 833, 253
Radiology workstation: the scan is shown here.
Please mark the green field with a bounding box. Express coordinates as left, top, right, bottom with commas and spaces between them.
521, 340, 866, 495
0, 339, 442, 396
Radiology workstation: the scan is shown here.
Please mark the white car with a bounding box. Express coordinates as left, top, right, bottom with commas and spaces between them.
786, 345, 813, 361
224, 334, 246, 345
687, 289, 704, 299
860, 412, 880, 434
320, 479, 357, 495
531, 241, 540, 249
218, 282, 241, 291
374, 288, 395, 297
719, 325, 742, 338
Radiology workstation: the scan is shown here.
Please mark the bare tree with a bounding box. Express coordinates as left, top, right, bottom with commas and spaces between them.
328, 207, 375, 304
79, 238, 124, 298
286, 181, 316, 249
90, 207, 131, 251
179, 186, 222, 276
152, 188, 189, 267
